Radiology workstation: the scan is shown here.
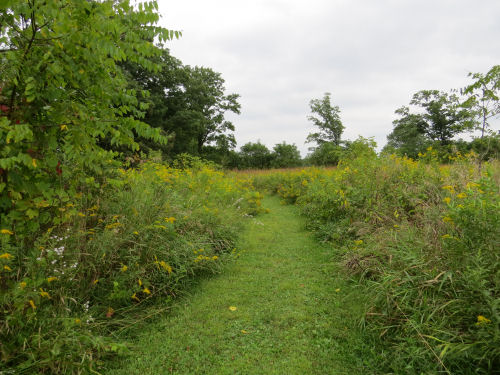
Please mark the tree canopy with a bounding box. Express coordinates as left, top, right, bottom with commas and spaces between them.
306, 92, 344, 147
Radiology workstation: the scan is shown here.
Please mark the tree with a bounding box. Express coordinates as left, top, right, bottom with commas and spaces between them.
462, 65, 500, 138
270, 142, 302, 168
238, 142, 272, 169
0, 0, 175, 233
384, 106, 430, 158
123, 50, 240, 157
305, 142, 343, 166
306, 92, 344, 147
410, 90, 473, 145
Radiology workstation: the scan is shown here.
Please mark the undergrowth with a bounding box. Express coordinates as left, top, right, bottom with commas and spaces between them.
247, 151, 500, 374
0, 162, 262, 374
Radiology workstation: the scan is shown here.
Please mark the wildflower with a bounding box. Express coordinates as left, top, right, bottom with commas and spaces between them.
138, 279, 142, 286
476, 315, 491, 325
39, 288, 50, 298
335, 288, 341, 292
131, 293, 140, 302
47, 277, 58, 283
0, 252, 13, 259
20, 281, 27, 289
443, 197, 451, 204
32, 159, 37, 168
60, 124, 68, 131
121, 265, 128, 272
4, 265, 12, 271
143, 287, 151, 295
441, 234, 452, 239
393, 210, 399, 218
29, 300, 36, 310
456, 192, 467, 199
354, 240, 363, 246
75, 318, 81, 324
78, 212, 86, 217
393, 224, 399, 228
442, 216, 453, 224
106, 307, 114, 318
164, 217, 176, 224
159, 261, 173, 273
0, 230, 13, 236
441, 185, 455, 192
241, 330, 249, 334
133, 231, 139, 235
212, 256, 218, 261
229, 306, 237, 311
93, 279, 99, 285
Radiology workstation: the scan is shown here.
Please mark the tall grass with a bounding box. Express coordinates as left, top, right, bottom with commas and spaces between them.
0, 162, 262, 374
250, 152, 500, 374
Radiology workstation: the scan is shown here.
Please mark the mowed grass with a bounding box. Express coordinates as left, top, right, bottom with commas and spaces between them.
107, 196, 376, 374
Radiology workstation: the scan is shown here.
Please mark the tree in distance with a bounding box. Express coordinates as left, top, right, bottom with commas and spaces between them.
271, 142, 302, 168
306, 92, 345, 148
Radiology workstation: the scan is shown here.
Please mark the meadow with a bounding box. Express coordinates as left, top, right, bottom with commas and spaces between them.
248, 150, 500, 374
1, 151, 499, 374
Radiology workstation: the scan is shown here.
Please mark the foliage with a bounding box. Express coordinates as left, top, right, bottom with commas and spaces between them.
123, 49, 241, 157
237, 142, 273, 169
462, 65, 500, 138
305, 142, 343, 166
270, 142, 302, 168
306, 92, 344, 147
250, 153, 500, 374
0, 162, 263, 374
0, 0, 177, 247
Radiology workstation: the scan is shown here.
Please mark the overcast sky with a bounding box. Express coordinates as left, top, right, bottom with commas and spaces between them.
156, 0, 500, 155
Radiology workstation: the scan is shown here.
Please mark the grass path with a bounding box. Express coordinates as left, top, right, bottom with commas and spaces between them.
108, 196, 375, 374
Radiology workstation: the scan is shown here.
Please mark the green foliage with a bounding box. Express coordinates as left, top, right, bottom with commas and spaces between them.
270, 142, 302, 168
123, 49, 241, 157
462, 65, 500, 138
250, 154, 500, 374
0, 162, 262, 374
238, 141, 273, 169
0, 0, 176, 244
306, 92, 344, 147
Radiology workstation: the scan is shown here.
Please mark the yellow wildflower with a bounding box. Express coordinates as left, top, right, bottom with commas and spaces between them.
393, 210, 399, 218
78, 212, 86, 217
212, 256, 218, 261
93, 279, 99, 285
29, 300, 36, 310
476, 315, 491, 325
354, 240, 363, 246
229, 306, 237, 311
443, 197, 451, 204
241, 330, 249, 334
121, 265, 128, 272
47, 277, 58, 283
131, 293, 140, 302
20, 281, 27, 289
335, 288, 341, 292
143, 287, 151, 295
159, 261, 173, 273
164, 217, 176, 224
75, 318, 81, 324
133, 231, 139, 235
39, 288, 50, 298
0, 252, 13, 259
60, 124, 68, 131
32, 158, 37, 168
4, 265, 12, 271
0, 230, 13, 236
138, 279, 142, 286
442, 216, 453, 224
456, 192, 467, 199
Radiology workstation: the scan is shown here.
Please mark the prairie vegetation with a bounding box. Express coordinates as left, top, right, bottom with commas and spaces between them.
249, 151, 500, 374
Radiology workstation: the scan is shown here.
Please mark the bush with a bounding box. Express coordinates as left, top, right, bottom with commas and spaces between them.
251, 153, 500, 374
0, 162, 262, 374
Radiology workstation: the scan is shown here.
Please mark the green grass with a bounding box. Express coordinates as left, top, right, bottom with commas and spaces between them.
107, 196, 376, 374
